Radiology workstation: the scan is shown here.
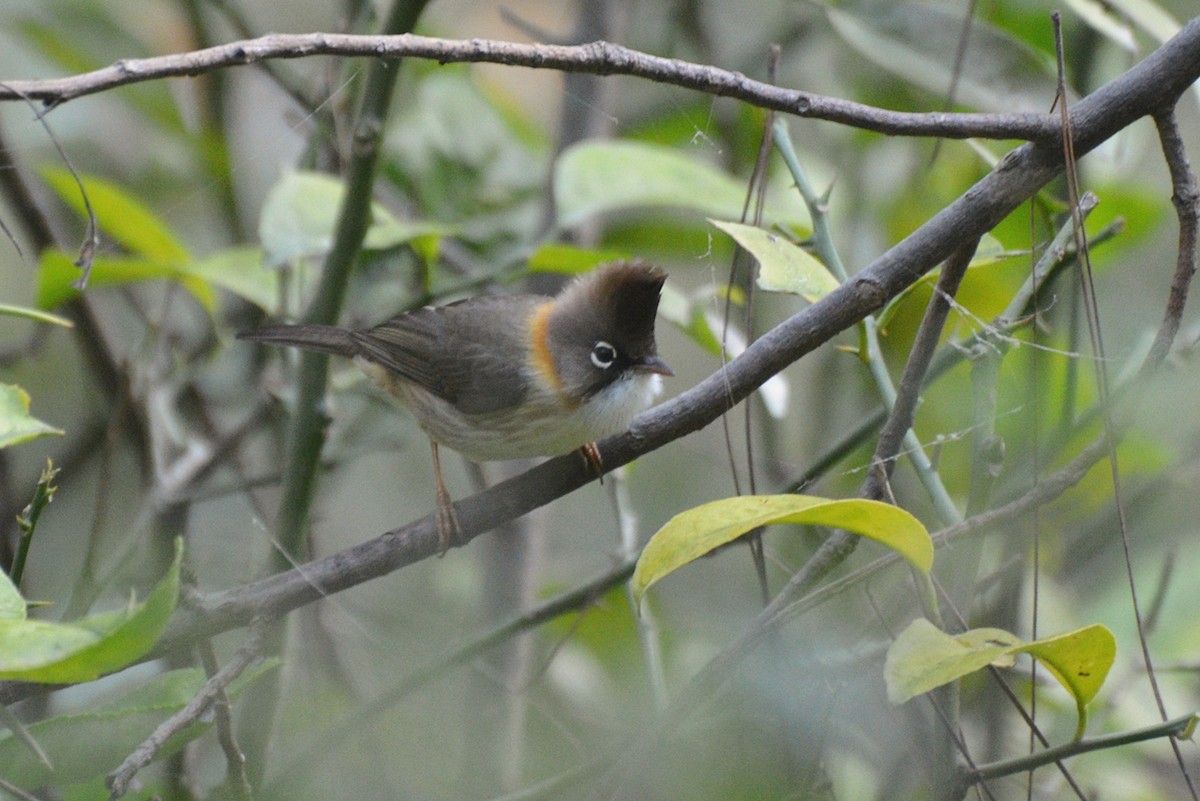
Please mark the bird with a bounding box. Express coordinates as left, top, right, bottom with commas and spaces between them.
238, 260, 672, 552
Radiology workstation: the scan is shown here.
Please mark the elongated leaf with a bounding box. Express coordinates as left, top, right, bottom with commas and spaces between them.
0, 540, 182, 683
36, 250, 215, 313
1064, 0, 1137, 52
39, 168, 189, 264
823, 3, 1058, 112
710, 219, 840, 302
259, 170, 445, 267
554, 140, 808, 228
0, 662, 278, 788
0, 384, 63, 449
885, 619, 1116, 739
527, 243, 631, 275
633, 495, 932, 603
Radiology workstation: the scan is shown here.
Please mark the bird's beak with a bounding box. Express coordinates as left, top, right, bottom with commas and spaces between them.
635, 355, 674, 377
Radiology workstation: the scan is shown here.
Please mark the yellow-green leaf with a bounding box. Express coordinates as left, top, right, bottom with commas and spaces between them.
554, 140, 809, 229
0, 384, 63, 449
710, 219, 840, 302
184, 246, 280, 313
885, 619, 1116, 740
39, 167, 190, 264
259, 170, 446, 267
0, 540, 183, 683
633, 495, 932, 603
527, 243, 630, 275
1015, 625, 1116, 737
36, 250, 214, 313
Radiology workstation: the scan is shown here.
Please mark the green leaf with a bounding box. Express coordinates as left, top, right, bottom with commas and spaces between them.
885, 619, 1116, 739
0, 384, 63, 449
1064, 0, 1137, 52
183, 246, 280, 313
554, 140, 807, 229
710, 219, 840, 302
36, 250, 215, 313
0, 304, 73, 328
633, 495, 932, 603
527, 243, 631, 275
0, 540, 183, 683
39, 168, 189, 264
875, 233, 1014, 333
259, 170, 446, 267
0, 563, 25, 621
0, 662, 278, 788
656, 284, 724, 356
1104, 0, 1180, 44
823, 3, 1057, 112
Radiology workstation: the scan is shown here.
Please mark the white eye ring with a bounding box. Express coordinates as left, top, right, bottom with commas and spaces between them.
591, 341, 617, 369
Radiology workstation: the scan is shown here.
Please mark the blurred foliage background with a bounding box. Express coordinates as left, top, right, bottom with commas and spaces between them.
1, 0, 1199, 799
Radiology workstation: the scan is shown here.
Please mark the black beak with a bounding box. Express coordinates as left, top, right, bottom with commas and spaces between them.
634, 355, 674, 377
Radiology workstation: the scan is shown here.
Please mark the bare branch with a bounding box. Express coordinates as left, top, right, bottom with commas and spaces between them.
1, 31, 1065, 140
105, 617, 273, 800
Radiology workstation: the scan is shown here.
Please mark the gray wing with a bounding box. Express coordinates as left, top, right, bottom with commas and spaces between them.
351, 295, 545, 415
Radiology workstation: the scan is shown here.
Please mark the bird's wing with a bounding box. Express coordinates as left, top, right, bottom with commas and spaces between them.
351, 296, 543, 414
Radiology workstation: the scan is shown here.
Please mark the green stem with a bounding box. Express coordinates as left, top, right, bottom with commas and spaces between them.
960, 712, 1197, 792
11, 461, 58, 588
773, 120, 961, 527
271, 0, 431, 571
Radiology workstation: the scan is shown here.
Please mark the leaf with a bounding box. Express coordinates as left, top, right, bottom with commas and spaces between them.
0, 563, 25, 621
183, 246, 280, 313
656, 284, 723, 356
710, 219, 840, 302
0, 384, 63, 449
527, 243, 631, 275
0, 304, 73, 327
1064, 0, 1137, 52
633, 495, 932, 603
0, 662, 278, 788
259, 170, 445, 267
554, 140, 808, 229
823, 3, 1058, 112
39, 168, 190, 264
875, 233, 1014, 333
885, 619, 1116, 739
1104, 0, 1181, 44
36, 250, 215, 313
0, 540, 183, 683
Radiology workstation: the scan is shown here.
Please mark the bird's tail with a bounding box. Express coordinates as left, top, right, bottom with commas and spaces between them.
237, 323, 358, 358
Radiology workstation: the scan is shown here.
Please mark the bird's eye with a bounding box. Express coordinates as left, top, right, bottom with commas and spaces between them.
591, 341, 618, 369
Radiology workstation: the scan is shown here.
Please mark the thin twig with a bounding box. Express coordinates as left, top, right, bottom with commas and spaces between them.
0, 32, 1066, 141
198, 639, 252, 799
106, 617, 273, 800
1053, 13, 1197, 799
958, 713, 1198, 793
1147, 107, 1200, 368
1, 6, 1198, 709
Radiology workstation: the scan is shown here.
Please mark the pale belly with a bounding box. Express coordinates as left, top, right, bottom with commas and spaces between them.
357, 357, 662, 462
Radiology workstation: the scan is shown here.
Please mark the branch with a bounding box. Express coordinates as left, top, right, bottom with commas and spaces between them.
2, 11, 1200, 710
0, 31, 1081, 142
958, 713, 1198, 793
105, 616, 273, 799
155, 16, 1200, 648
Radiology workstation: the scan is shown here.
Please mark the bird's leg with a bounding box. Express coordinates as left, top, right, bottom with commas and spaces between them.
430, 441, 462, 555
578, 441, 605, 483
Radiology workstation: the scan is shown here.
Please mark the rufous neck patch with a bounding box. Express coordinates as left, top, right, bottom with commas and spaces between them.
528, 301, 565, 395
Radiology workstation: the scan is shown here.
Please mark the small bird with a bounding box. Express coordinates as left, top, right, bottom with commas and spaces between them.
239, 260, 672, 552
